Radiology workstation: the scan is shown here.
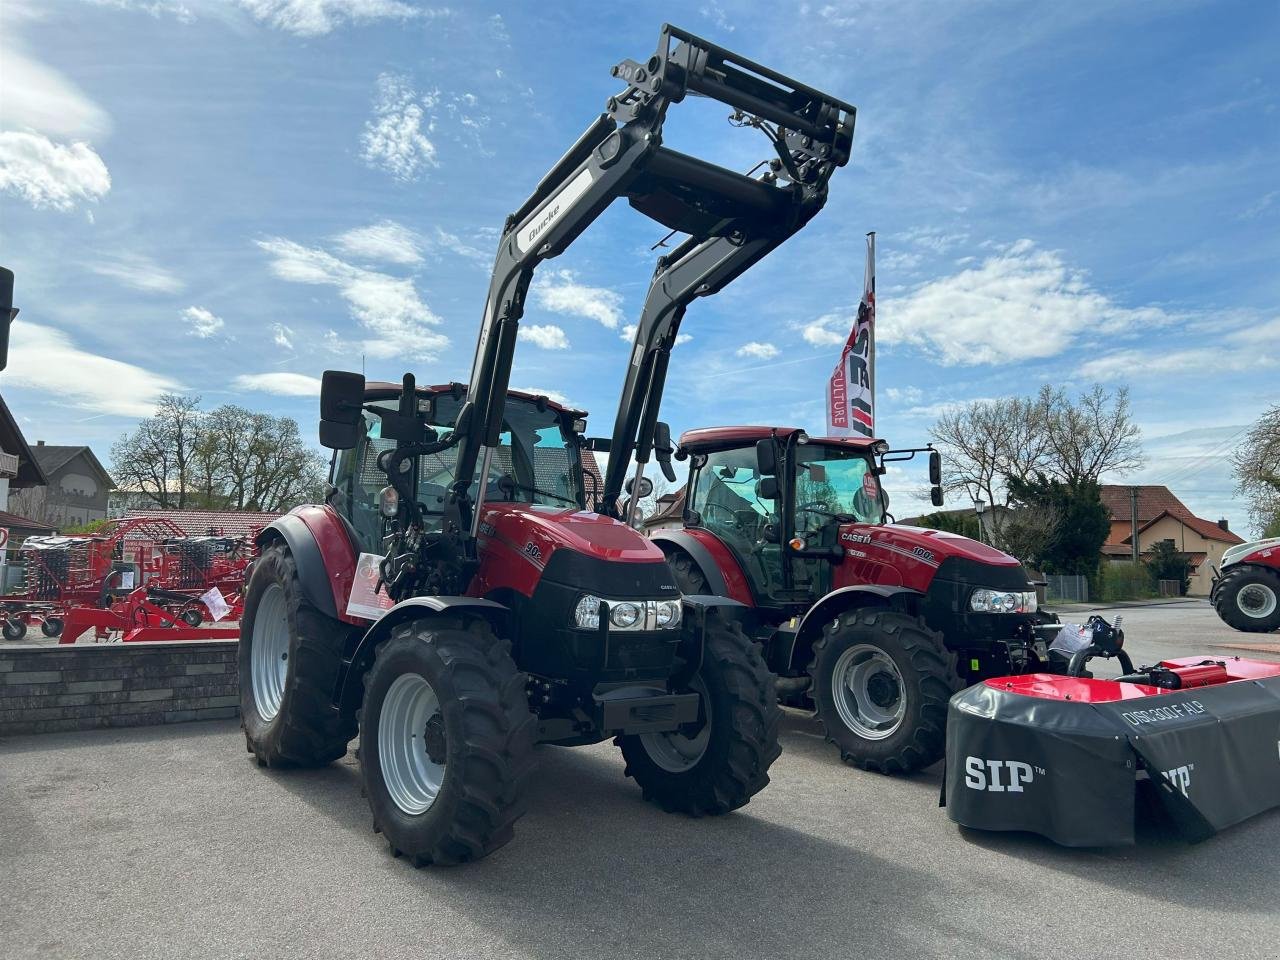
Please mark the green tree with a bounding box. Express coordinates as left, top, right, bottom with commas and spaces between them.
1233, 404, 1280, 537
1007, 475, 1109, 582
1145, 540, 1192, 596
910, 510, 981, 540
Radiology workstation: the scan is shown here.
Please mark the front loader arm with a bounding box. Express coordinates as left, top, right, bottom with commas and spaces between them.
453, 23, 856, 544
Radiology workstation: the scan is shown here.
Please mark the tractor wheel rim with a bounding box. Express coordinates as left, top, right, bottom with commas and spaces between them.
250, 583, 290, 722
639, 677, 712, 773
831, 643, 906, 741
1238, 583, 1277, 619
378, 672, 446, 815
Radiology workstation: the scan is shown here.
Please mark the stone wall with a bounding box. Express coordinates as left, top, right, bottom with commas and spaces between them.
0, 640, 238, 736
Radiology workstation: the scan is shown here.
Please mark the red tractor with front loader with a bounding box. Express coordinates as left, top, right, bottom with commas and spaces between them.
237, 25, 856, 865
1212, 537, 1280, 632
645, 427, 1058, 775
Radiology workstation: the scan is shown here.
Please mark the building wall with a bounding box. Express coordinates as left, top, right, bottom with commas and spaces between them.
1136, 515, 1226, 596
18, 452, 111, 527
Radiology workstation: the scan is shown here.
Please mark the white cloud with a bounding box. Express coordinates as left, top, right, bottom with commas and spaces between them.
334, 220, 423, 265
881, 240, 1173, 365
0, 43, 112, 139
182, 305, 224, 338
0, 131, 110, 211
736, 341, 779, 359
81, 1, 195, 21
617, 323, 691, 347
432, 226, 489, 264
1079, 316, 1280, 381
256, 236, 448, 360
884, 386, 924, 404
235, 0, 427, 36
233, 372, 322, 396
801, 313, 848, 347
5, 324, 180, 417
519, 324, 569, 350
89, 252, 183, 293
531, 270, 624, 328
675, 333, 692, 347
271, 323, 294, 349
361, 73, 438, 181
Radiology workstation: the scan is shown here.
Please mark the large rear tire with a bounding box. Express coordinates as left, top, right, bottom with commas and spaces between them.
359, 615, 536, 866
810, 607, 956, 774
239, 541, 357, 767
618, 615, 781, 815
666, 550, 711, 595
1213, 565, 1280, 632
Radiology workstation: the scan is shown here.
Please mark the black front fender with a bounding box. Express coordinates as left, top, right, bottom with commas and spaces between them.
257, 515, 337, 619
336, 596, 510, 716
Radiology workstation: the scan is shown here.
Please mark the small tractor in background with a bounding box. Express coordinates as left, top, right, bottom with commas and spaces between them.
650, 426, 1058, 774
237, 25, 855, 866
1212, 537, 1280, 632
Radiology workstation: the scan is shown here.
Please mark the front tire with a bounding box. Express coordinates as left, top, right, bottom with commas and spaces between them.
1214, 566, 1280, 632
40, 617, 63, 638
239, 542, 357, 767
3, 619, 27, 642
359, 615, 536, 866
810, 607, 956, 774
618, 615, 781, 815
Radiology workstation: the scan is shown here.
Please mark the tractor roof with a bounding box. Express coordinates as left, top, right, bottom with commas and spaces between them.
363, 381, 586, 418
678, 426, 880, 454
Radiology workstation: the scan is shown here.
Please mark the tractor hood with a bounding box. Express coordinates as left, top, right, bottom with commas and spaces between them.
839, 523, 1023, 569
479, 503, 665, 566
1221, 537, 1280, 569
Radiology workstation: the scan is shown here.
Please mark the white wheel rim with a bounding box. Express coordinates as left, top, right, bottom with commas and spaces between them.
378, 673, 446, 815
1238, 582, 1278, 620
251, 583, 290, 722
639, 677, 712, 773
830, 643, 906, 741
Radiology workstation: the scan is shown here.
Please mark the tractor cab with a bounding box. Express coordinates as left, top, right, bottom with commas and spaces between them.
677, 427, 892, 605
326, 380, 592, 554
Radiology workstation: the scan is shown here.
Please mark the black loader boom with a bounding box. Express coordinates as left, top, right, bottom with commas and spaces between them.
454, 23, 855, 539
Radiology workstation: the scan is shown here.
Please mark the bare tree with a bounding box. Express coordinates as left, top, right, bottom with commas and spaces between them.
1233, 404, 1280, 536
1040, 384, 1144, 485
111, 397, 325, 514
110, 394, 203, 508
928, 394, 1052, 548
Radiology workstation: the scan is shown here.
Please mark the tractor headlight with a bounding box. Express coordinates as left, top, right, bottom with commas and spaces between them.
969, 588, 1038, 614
378, 485, 399, 518
609, 601, 642, 628
654, 599, 681, 629
572, 595, 683, 631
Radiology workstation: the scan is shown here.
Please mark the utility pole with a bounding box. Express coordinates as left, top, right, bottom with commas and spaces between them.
1130, 486, 1141, 563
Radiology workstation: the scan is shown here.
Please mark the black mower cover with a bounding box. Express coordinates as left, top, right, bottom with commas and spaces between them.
943, 668, 1280, 846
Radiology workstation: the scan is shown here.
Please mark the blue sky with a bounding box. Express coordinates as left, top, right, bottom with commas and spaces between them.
1, 0, 1277, 533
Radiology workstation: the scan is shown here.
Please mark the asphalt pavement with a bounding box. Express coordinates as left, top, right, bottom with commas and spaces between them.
2, 601, 1277, 960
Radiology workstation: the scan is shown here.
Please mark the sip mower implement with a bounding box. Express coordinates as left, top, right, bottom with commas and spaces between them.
943, 617, 1280, 846
238, 25, 854, 866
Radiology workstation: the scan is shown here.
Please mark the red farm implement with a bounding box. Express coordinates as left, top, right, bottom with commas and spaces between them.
57, 585, 241, 644
2, 517, 255, 642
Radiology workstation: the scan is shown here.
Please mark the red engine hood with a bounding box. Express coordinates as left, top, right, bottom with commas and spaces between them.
479, 503, 664, 564
838, 523, 1022, 568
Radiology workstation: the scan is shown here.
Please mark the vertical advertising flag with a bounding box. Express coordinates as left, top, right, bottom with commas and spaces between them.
826, 233, 875, 438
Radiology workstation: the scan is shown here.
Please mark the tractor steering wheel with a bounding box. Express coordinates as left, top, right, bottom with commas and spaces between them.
701, 501, 739, 525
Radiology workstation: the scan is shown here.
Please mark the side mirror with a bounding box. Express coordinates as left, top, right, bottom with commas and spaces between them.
321, 370, 365, 423
931, 486, 944, 507
755, 438, 778, 476
928, 449, 942, 485
0, 266, 15, 372
319, 369, 365, 450
757, 477, 779, 500
653, 421, 677, 482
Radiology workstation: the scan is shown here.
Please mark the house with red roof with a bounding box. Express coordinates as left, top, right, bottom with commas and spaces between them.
1100, 485, 1244, 595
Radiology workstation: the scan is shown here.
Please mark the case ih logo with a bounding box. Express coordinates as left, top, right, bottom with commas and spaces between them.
841, 531, 871, 545
1161, 764, 1193, 796
964, 757, 1042, 793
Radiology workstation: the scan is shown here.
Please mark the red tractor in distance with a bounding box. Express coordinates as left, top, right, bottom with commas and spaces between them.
651, 426, 1058, 775
237, 25, 856, 866
1212, 537, 1280, 632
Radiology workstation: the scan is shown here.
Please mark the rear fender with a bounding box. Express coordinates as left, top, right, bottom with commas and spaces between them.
337, 596, 510, 716
257, 506, 357, 622
788, 585, 923, 672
